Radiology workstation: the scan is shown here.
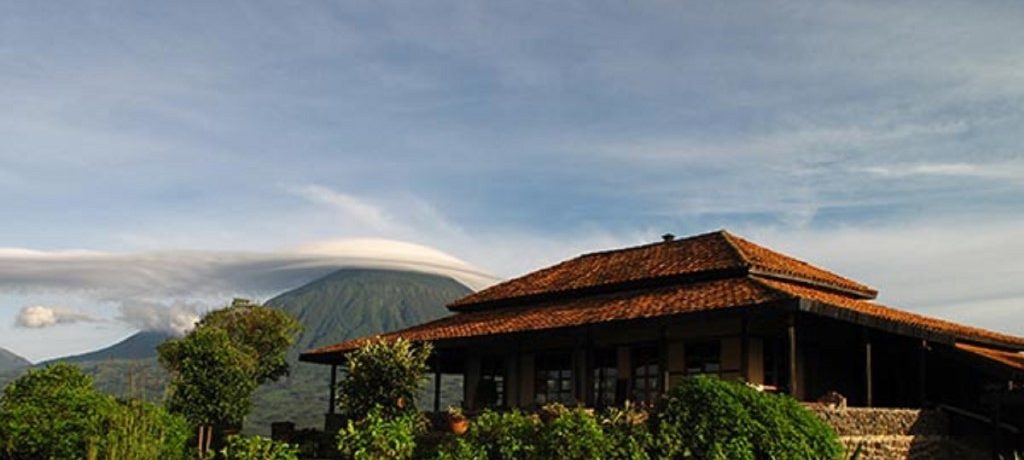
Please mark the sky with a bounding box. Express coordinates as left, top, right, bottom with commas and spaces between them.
1, 0, 1022, 362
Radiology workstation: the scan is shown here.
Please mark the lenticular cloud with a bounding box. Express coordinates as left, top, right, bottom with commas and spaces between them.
0, 239, 499, 333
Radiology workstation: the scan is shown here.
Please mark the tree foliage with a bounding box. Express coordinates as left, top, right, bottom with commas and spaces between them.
158, 299, 302, 427
337, 337, 432, 419
159, 326, 259, 426
95, 399, 192, 460
197, 298, 302, 383
0, 363, 116, 460
0, 363, 190, 460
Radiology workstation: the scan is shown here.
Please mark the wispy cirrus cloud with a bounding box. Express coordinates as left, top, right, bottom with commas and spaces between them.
858, 161, 1024, 180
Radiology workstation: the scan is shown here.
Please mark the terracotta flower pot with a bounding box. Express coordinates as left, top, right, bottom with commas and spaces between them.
448, 416, 469, 435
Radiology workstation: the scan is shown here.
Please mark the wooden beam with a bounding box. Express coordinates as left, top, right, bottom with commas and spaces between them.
918, 340, 928, 407
433, 354, 442, 413
788, 314, 798, 398
740, 315, 750, 382
864, 330, 873, 407
328, 364, 338, 415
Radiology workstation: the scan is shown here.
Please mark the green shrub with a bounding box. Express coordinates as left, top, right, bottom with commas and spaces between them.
537, 405, 610, 460
456, 409, 540, 460
0, 363, 118, 460
730, 383, 843, 459
601, 403, 653, 460
219, 435, 299, 460
433, 437, 487, 460
338, 406, 426, 460
654, 375, 843, 460
338, 338, 433, 420
97, 399, 191, 460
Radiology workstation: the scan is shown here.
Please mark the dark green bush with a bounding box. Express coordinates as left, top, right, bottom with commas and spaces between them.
98, 399, 191, 460
601, 403, 654, 460
452, 409, 540, 460
219, 435, 299, 460
537, 405, 610, 460
338, 406, 427, 460
338, 338, 433, 420
654, 375, 843, 460
0, 363, 118, 460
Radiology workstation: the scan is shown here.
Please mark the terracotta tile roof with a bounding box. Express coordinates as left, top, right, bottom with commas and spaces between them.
954, 342, 1024, 372
754, 277, 1024, 348
301, 274, 1024, 362
301, 276, 787, 360
300, 230, 1024, 363
450, 230, 876, 311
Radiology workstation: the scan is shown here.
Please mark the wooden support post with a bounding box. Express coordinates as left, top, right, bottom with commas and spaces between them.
740, 315, 750, 382
918, 340, 928, 407
433, 354, 443, 413
788, 314, 798, 398
328, 364, 338, 415
660, 326, 669, 395
864, 330, 874, 407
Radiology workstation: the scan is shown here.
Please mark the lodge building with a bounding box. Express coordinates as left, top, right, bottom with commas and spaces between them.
300, 230, 1023, 445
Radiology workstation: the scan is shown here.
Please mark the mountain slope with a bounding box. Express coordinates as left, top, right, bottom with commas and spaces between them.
41, 331, 173, 365
0, 347, 30, 372
267, 268, 472, 356
251, 268, 473, 433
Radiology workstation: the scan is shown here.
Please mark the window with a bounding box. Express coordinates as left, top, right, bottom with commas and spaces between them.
478, 356, 506, 408
685, 340, 721, 375
631, 345, 661, 403
535, 353, 574, 405
592, 349, 619, 407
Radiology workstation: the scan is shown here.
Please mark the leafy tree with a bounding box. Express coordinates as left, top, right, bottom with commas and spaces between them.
0, 363, 116, 460
198, 298, 302, 383
337, 337, 432, 419
160, 326, 259, 426
159, 327, 258, 458
158, 299, 301, 458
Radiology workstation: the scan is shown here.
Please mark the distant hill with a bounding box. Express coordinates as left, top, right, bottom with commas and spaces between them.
0, 347, 30, 372
40, 331, 173, 366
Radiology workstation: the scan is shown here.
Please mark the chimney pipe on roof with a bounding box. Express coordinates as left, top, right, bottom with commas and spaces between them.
662, 233, 675, 242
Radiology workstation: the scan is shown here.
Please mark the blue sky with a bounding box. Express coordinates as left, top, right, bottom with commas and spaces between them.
1, 0, 1022, 361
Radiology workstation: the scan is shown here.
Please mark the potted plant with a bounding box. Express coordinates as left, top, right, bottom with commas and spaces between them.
447, 406, 469, 435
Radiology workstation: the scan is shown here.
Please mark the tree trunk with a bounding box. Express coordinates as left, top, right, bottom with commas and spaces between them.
197, 425, 206, 459
204, 424, 213, 456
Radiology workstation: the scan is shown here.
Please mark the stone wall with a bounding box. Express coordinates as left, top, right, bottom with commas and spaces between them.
808, 406, 947, 436
809, 406, 987, 460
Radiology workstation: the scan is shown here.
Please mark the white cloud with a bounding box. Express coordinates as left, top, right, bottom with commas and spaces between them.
15, 305, 99, 328
290, 185, 393, 232
859, 161, 1024, 180
0, 238, 501, 334
116, 300, 200, 336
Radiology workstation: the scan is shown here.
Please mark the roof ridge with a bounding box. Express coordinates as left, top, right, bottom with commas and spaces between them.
572, 229, 730, 259
716, 229, 756, 269
722, 231, 877, 299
